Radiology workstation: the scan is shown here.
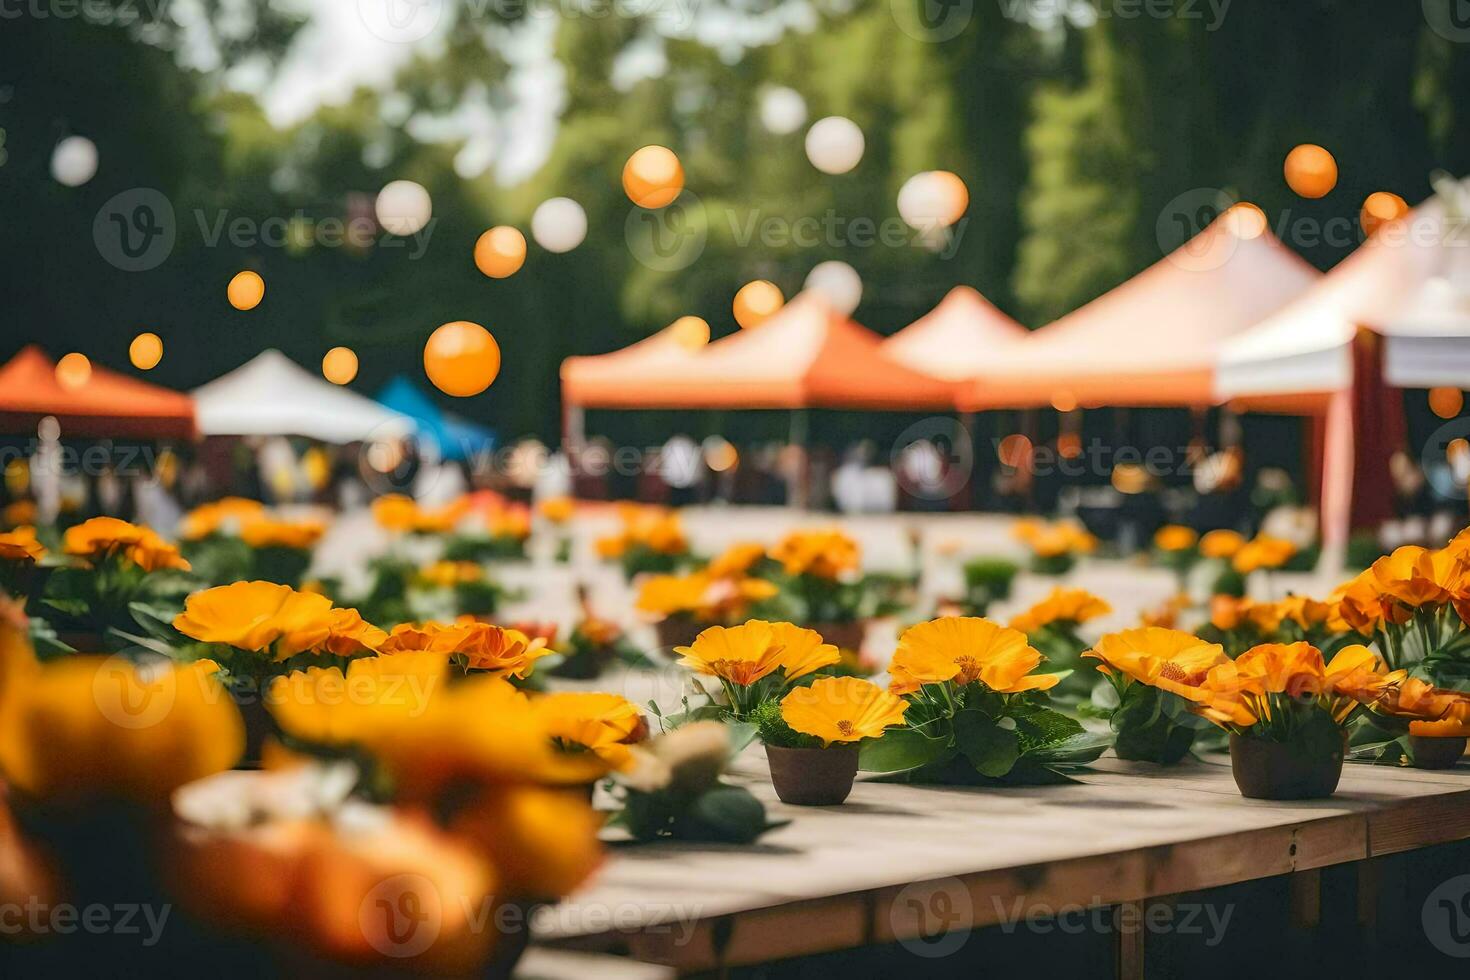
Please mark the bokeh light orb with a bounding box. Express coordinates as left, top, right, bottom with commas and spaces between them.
897, 171, 969, 230
375, 180, 433, 236
997, 433, 1033, 469
322, 347, 360, 386
424, 321, 501, 397
1283, 144, 1337, 199
55, 353, 91, 390
129, 332, 163, 371
474, 226, 527, 278
622, 145, 685, 209
759, 87, 807, 135
1429, 387, 1464, 420
51, 136, 98, 187
805, 117, 865, 175
733, 280, 784, 329
1225, 202, 1268, 240
530, 197, 587, 253
704, 436, 738, 472
227, 271, 265, 311
1361, 191, 1409, 237
669, 315, 710, 351
803, 261, 862, 316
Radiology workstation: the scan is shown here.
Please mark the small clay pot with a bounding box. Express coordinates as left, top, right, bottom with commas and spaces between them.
1229, 732, 1345, 800
1408, 735, 1467, 770
654, 618, 707, 652
766, 744, 860, 806
804, 620, 866, 653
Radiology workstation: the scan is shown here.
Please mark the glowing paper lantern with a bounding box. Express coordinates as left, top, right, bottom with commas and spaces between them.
622, 146, 685, 209
227, 271, 265, 311
803, 261, 862, 316
897, 171, 969, 230
530, 198, 587, 253
1283, 144, 1337, 199
1430, 387, 1464, 420
474, 226, 527, 278
733, 280, 784, 329
424, 321, 501, 397
55, 353, 91, 390
322, 347, 359, 386
759, 87, 807, 135
669, 315, 710, 350
1225, 202, 1268, 240
375, 180, 433, 236
805, 117, 865, 175
51, 136, 98, 187
1361, 192, 1409, 237
129, 332, 163, 370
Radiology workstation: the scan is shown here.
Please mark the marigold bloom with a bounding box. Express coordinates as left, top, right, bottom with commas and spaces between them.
1370, 545, 1468, 609
238, 516, 326, 550
0, 526, 44, 563
1084, 627, 1228, 703
1009, 587, 1111, 634
420, 560, 485, 588
1198, 529, 1246, 559
449, 786, 603, 899
379, 621, 548, 678
676, 620, 837, 687
174, 581, 339, 658
889, 616, 1059, 696
1153, 525, 1198, 552
706, 542, 767, 579
780, 676, 908, 746
533, 692, 645, 769
178, 497, 266, 541
1232, 535, 1296, 574
63, 516, 190, 572
770, 528, 861, 579
536, 496, 576, 524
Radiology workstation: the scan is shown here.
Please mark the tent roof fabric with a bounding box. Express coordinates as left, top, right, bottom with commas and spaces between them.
0, 346, 196, 438
560, 322, 705, 407
193, 349, 409, 443
956, 216, 1322, 410
376, 376, 494, 462
1217, 200, 1457, 400
565, 292, 956, 411
880, 286, 1029, 382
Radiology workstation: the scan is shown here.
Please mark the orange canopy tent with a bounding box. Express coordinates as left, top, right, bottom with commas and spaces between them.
560, 319, 707, 408
560, 292, 956, 411
0, 346, 195, 439
880, 286, 1029, 382
955, 214, 1322, 411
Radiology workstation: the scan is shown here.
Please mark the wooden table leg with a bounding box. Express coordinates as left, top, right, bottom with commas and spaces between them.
1115, 902, 1145, 980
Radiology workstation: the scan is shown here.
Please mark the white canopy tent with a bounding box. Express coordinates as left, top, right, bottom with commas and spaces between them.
193, 349, 411, 443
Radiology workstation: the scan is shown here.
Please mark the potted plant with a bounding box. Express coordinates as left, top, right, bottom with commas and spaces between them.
759, 529, 907, 652
1152, 524, 1199, 596
1197, 643, 1386, 799
752, 676, 908, 805
1009, 586, 1112, 701
959, 557, 1018, 616
1013, 519, 1097, 577
1356, 674, 1470, 769
859, 617, 1110, 785
637, 567, 777, 651
672, 619, 840, 721
1083, 627, 1230, 764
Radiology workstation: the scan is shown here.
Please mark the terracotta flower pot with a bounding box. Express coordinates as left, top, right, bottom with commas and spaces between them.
766, 744, 860, 806
1408, 735, 1467, 770
1229, 732, 1345, 800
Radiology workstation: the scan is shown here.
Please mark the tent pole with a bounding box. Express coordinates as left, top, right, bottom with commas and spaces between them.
790, 409, 809, 510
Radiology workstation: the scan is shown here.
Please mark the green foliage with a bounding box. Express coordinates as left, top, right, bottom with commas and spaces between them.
751, 698, 821, 750
1109, 684, 1199, 764
961, 558, 1019, 615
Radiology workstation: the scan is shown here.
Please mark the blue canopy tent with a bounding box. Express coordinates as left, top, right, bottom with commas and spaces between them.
376, 376, 496, 462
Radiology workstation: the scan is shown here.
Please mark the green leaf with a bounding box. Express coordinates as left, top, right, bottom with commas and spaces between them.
1026, 731, 1113, 766
858, 727, 953, 773
673, 786, 774, 844
953, 711, 1021, 777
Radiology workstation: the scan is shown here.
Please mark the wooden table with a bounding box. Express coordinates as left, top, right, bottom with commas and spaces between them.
535, 750, 1470, 976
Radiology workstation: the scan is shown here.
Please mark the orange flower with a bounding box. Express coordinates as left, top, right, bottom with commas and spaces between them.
178, 497, 266, 540
770, 529, 860, 579
63, 516, 190, 572
1084, 628, 1228, 703
238, 515, 327, 550
1209, 594, 1248, 631
1028, 523, 1097, 559
1009, 587, 1111, 634
0, 526, 44, 563
780, 676, 908, 746
635, 571, 776, 623
173, 581, 349, 659
1277, 594, 1331, 630
533, 692, 646, 769
1370, 545, 1468, 609
706, 542, 767, 579
536, 496, 576, 524
675, 620, 838, 687
488, 505, 531, 541
1198, 529, 1245, 559
379, 621, 548, 678
889, 617, 1059, 696
1232, 536, 1296, 574
419, 560, 485, 587
1153, 525, 1198, 552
